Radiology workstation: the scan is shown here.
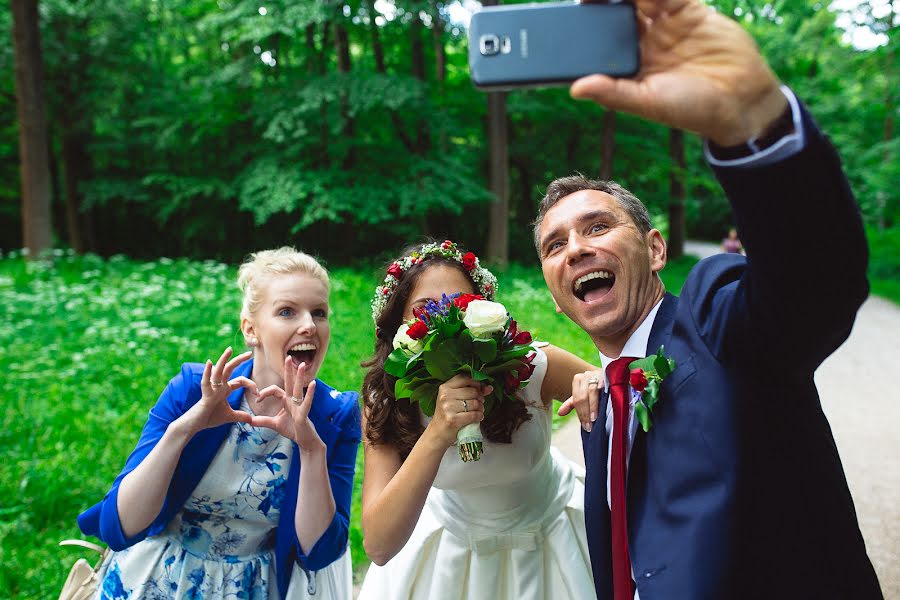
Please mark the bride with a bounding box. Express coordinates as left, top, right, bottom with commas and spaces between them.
358, 240, 597, 599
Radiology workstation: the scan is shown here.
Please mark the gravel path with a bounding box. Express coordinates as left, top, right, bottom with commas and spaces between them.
552, 241, 900, 596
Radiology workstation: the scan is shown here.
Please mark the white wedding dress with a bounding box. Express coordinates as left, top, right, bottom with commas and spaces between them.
359, 348, 595, 600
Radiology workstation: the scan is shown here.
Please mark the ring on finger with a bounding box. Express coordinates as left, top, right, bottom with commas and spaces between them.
462, 399, 468, 412
211, 380, 224, 388
587, 376, 600, 387
290, 396, 303, 405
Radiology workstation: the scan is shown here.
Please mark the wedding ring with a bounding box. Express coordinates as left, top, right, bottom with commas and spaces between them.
587, 376, 600, 387
210, 380, 224, 388
462, 399, 469, 412
290, 396, 303, 405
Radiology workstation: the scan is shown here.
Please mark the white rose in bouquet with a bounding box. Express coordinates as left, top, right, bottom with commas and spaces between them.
392, 325, 424, 354
463, 300, 508, 337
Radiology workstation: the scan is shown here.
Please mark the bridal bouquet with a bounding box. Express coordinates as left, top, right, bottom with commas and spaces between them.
385, 293, 536, 462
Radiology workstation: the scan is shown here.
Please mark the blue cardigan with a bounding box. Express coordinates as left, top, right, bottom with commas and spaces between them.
78, 360, 361, 599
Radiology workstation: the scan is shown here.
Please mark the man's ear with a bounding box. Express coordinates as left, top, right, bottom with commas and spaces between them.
647, 229, 667, 274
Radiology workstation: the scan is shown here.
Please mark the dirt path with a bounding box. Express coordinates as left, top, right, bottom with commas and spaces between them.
552, 241, 900, 596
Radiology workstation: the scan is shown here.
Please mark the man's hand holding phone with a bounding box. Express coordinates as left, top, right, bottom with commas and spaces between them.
572, 0, 787, 147
469, 0, 788, 148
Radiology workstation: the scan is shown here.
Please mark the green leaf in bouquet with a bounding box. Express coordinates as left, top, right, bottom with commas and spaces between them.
496, 346, 532, 361
385, 348, 414, 378
456, 365, 490, 381
457, 329, 474, 358
424, 340, 457, 381
473, 338, 497, 363
411, 382, 439, 416
406, 351, 424, 370
394, 378, 414, 401
437, 318, 463, 340
483, 358, 527, 376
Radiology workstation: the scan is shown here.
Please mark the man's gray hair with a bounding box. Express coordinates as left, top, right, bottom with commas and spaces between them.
532, 175, 652, 255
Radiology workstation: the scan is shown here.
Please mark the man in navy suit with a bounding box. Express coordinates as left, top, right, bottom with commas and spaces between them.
539, 0, 883, 598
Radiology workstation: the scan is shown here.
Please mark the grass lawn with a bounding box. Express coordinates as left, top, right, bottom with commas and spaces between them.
0, 251, 696, 597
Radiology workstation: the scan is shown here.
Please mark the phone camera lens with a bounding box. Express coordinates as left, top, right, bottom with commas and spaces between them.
479, 34, 500, 56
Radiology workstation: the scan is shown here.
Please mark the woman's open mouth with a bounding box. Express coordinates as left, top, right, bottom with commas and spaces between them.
573, 270, 615, 303
287, 343, 317, 368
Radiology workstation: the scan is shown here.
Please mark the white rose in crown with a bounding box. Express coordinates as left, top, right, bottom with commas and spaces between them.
463, 300, 508, 337
392, 325, 424, 354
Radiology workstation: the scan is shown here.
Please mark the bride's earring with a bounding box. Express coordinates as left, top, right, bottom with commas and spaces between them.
247, 336, 258, 347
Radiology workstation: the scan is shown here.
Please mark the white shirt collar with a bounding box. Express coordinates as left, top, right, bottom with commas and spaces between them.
598, 298, 664, 388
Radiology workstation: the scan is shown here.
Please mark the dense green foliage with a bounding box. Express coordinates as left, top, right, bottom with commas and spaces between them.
868, 225, 900, 303
1, 0, 896, 263
0, 251, 695, 597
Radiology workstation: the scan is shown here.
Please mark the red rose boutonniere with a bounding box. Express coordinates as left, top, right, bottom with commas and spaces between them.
628, 346, 676, 432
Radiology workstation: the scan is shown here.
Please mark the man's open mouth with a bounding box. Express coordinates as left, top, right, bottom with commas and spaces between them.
287, 343, 317, 367
573, 270, 615, 303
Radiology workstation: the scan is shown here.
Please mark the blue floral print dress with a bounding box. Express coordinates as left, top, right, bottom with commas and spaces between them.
94, 398, 297, 600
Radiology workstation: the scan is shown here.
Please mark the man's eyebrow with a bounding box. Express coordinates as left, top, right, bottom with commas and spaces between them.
539, 209, 618, 249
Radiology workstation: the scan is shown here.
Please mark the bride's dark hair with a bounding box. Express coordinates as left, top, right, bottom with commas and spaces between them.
362, 243, 532, 461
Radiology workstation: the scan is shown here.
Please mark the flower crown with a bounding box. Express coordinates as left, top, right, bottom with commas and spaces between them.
371, 240, 498, 323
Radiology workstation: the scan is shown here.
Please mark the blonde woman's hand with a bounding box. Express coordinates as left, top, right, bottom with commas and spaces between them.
425, 375, 490, 449
178, 347, 256, 436
252, 357, 324, 453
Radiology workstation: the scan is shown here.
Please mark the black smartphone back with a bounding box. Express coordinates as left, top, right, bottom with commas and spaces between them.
468, 1, 639, 90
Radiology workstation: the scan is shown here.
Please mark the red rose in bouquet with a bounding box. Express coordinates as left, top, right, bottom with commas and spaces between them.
454, 293, 483, 310
407, 320, 428, 340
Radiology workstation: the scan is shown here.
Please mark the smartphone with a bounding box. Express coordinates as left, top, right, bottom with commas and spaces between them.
468, 1, 640, 91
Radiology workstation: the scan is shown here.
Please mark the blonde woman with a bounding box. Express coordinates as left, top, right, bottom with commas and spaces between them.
78, 247, 360, 599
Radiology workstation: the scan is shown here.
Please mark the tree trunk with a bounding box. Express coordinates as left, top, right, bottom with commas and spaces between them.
60, 129, 93, 253
410, 13, 431, 155
483, 0, 509, 265
305, 23, 317, 74
333, 18, 355, 169
365, 0, 415, 151
367, 0, 386, 72
11, 0, 53, 257
668, 128, 686, 260
432, 0, 448, 154
600, 110, 617, 180
486, 91, 509, 265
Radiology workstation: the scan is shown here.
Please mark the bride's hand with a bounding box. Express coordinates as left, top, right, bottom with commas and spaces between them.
252, 357, 325, 453
426, 375, 490, 449
558, 369, 605, 432
178, 347, 256, 436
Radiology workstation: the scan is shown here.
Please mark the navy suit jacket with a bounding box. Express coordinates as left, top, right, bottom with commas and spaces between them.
78, 359, 362, 599
582, 105, 883, 599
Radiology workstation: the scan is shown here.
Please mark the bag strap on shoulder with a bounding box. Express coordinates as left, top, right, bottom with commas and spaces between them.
59, 539, 106, 555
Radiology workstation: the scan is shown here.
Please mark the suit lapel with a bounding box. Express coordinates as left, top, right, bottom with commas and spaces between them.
627, 294, 678, 525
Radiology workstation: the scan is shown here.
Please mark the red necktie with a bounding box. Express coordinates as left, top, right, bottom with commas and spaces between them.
607, 357, 637, 600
